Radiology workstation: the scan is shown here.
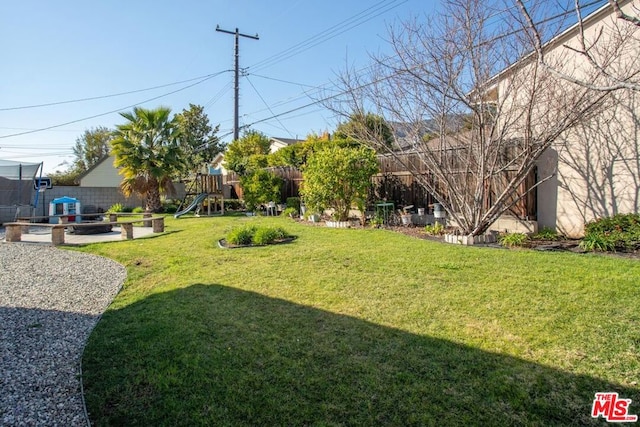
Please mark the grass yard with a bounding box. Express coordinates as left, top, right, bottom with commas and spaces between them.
75, 215, 640, 426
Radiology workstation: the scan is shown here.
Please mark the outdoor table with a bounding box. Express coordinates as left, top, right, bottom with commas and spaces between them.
375, 202, 395, 224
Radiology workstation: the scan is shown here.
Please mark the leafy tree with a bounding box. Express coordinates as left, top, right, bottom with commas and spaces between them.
49, 169, 81, 186
174, 104, 223, 173
72, 126, 113, 172
267, 132, 354, 169
334, 113, 394, 148
111, 106, 183, 212
240, 170, 283, 211
223, 130, 271, 175
301, 144, 379, 221
267, 143, 307, 169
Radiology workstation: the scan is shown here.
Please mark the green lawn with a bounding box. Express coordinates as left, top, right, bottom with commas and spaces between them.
76, 215, 640, 426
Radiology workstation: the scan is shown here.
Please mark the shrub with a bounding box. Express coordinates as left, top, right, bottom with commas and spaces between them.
579, 233, 617, 252
281, 207, 298, 218
370, 214, 384, 228
226, 225, 256, 246
531, 227, 561, 241
223, 199, 244, 211
225, 225, 291, 246
162, 200, 180, 214
584, 213, 640, 235
499, 232, 529, 248
286, 197, 301, 211
252, 227, 279, 245
132, 207, 145, 214
301, 144, 379, 221
271, 227, 288, 240
240, 170, 283, 212
581, 214, 640, 252
424, 222, 445, 236
107, 203, 124, 213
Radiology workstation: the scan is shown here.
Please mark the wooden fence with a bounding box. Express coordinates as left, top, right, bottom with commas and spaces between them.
223, 157, 537, 219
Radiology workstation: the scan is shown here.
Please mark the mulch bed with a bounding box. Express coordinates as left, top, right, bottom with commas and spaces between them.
387, 225, 640, 259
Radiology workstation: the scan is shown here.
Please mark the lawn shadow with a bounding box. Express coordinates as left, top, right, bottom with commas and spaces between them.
83, 284, 639, 426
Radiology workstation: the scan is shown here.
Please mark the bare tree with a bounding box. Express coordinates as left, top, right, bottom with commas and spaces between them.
516, 0, 640, 92
608, 0, 640, 26
329, 0, 621, 236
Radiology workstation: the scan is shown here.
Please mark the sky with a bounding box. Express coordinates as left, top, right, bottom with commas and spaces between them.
0, 1, 603, 174
1, 0, 436, 173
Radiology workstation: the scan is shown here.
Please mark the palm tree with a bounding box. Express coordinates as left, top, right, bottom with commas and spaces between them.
111, 106, 183, 212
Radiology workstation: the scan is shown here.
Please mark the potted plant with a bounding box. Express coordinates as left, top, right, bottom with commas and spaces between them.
400, 205, 414, 226
282, 207, 298, 218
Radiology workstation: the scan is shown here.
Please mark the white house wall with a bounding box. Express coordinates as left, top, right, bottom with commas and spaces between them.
498, 2, 640, 237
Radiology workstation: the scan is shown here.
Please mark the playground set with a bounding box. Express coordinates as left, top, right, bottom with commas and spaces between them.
174, 166, 225, 218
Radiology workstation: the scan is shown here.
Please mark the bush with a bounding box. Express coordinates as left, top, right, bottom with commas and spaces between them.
584, 213, 640, 235
286, 197, 301, 211
226, 225, 256, 245
301, 144, 379, 222
132, 207, 145, 214
579, 233, 617, 252
531, 227, 561, 241
252, 227, 280, 245
499, 232, 529, 248
424, 223, 445, 236
281, 207, 298, 218
225, 225, 291, 246
581, 214, 640, 252
223, 199, 244, 211
240, 170, 283, 212
163, 205, 178, 214
271, 226, 288, 240
107, 203, 124, 213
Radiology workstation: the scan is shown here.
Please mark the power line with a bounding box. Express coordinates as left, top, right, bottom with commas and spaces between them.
239, 0, 605, 131
0, 73, 225, 139
241, 0, 609, 131
247, 73, 324, 89
248, 0, 408, 73
0, 126, 82, 133
246, 75, 294, 138
0, 72, 230, 111
203, 81, 234, 110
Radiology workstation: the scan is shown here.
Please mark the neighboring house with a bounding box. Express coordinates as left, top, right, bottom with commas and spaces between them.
40, 155, 145, 213
269, 137, 304, 153
212, 136, 304, 172
486, 1, 640, 237
77, 155, 122, 187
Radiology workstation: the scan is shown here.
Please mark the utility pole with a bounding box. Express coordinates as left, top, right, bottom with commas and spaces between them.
216, 26, 259, 141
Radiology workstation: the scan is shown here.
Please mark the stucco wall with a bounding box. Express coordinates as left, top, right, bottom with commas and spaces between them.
79, 155, 122, 187
33, 186, 145, 214
497, 2, 640, 238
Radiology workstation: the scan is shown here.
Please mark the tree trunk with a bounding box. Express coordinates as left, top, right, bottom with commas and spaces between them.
146, 183, 163, 213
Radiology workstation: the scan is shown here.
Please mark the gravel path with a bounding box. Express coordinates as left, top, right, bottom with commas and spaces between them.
0, 242, 126, 426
